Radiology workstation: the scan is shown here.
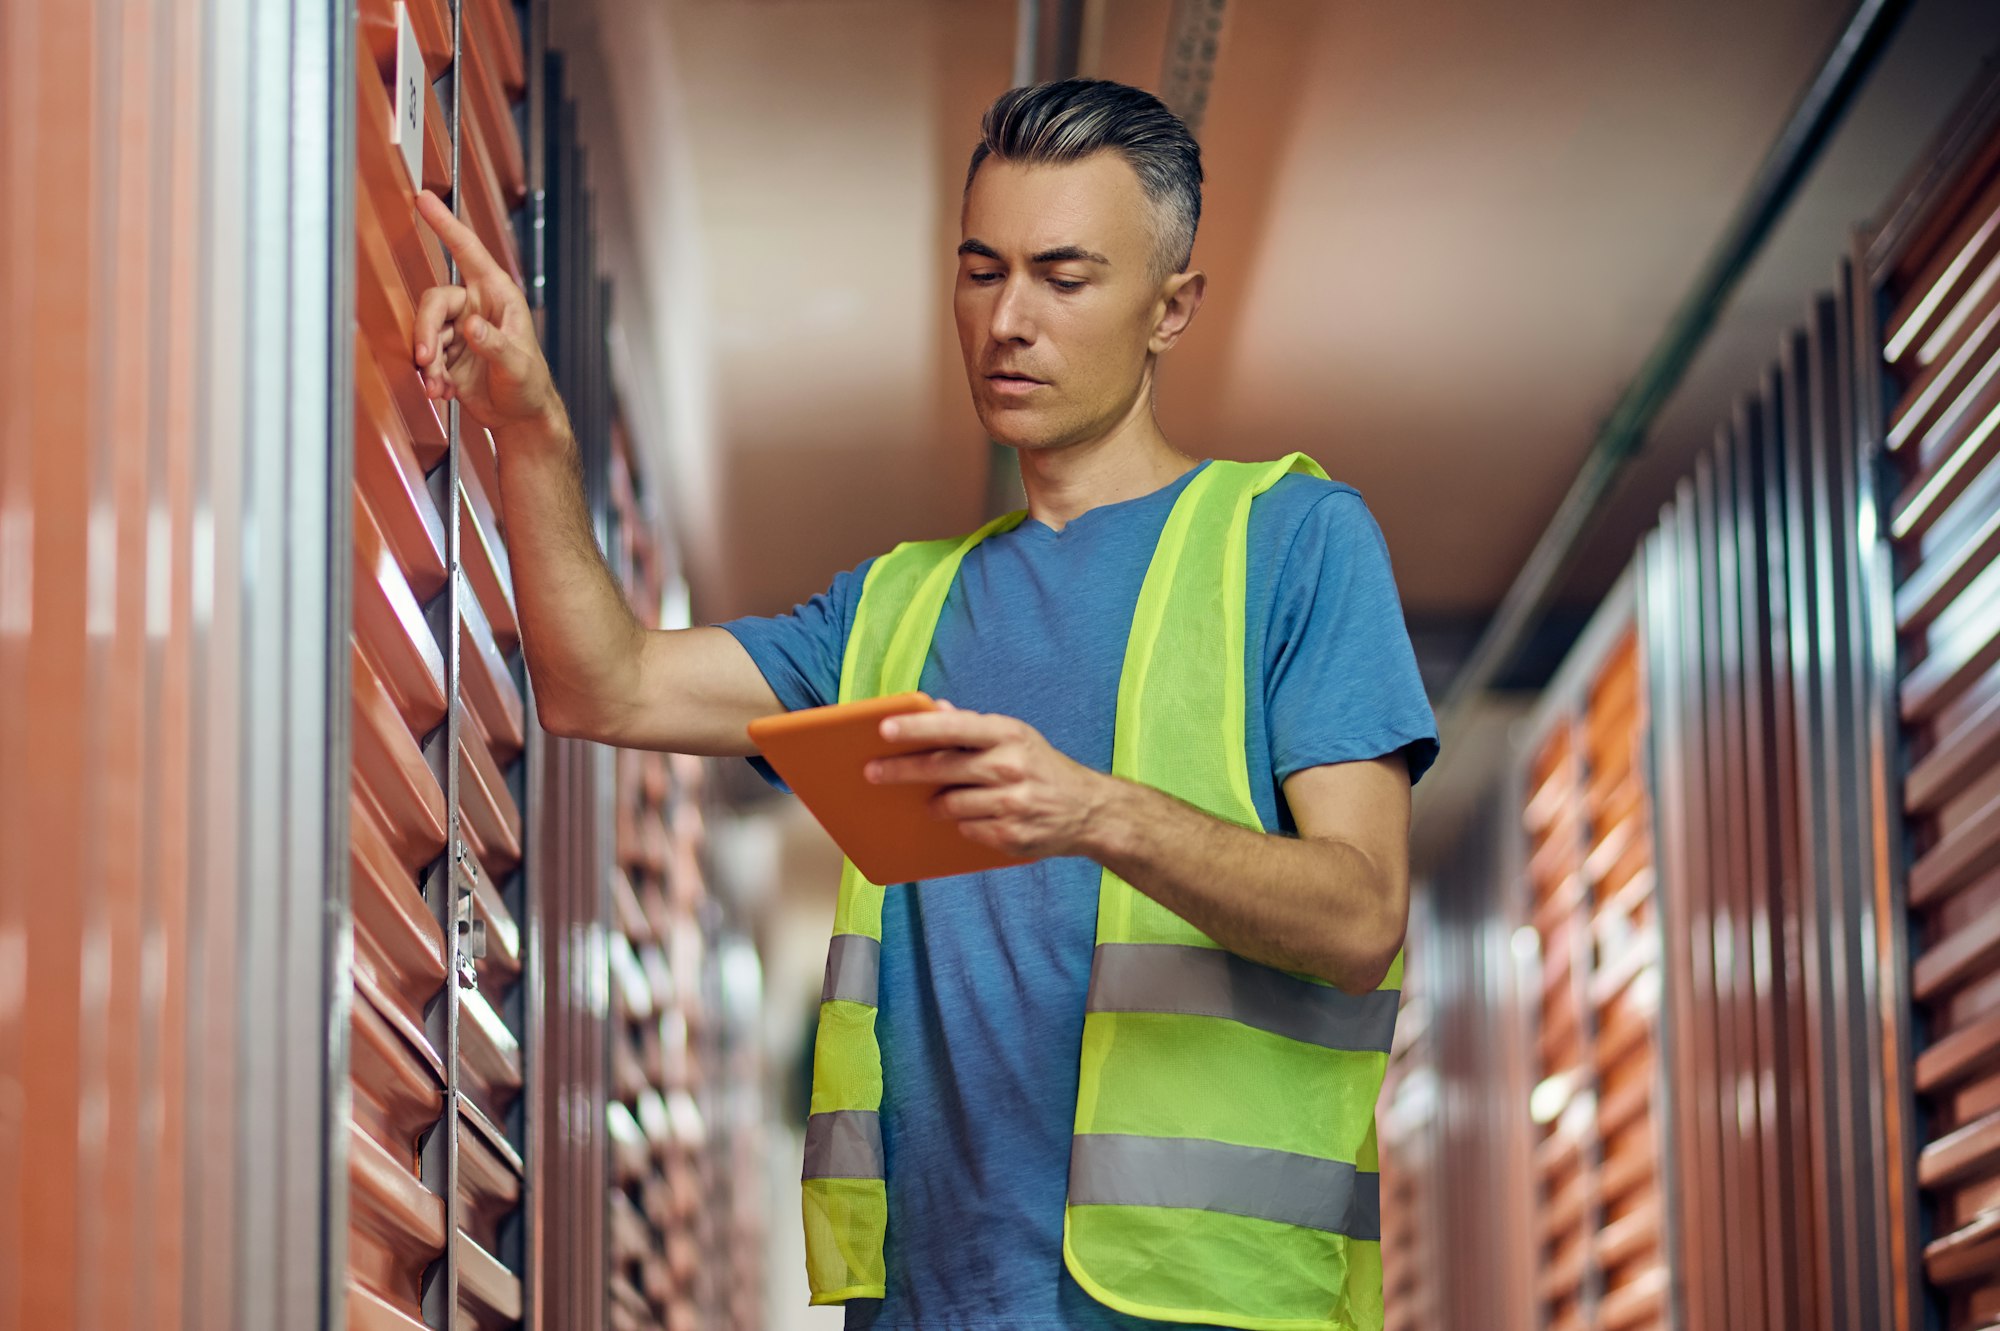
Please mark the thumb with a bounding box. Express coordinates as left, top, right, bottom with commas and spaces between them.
460, 313, 525, 375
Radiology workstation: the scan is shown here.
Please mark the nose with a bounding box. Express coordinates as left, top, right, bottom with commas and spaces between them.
988, 274, 1035, 345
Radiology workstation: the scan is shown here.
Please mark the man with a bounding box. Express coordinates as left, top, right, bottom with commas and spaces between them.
415, 78, 1435, 1331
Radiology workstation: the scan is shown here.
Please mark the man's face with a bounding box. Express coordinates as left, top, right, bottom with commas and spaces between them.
955, 153, 1171, 452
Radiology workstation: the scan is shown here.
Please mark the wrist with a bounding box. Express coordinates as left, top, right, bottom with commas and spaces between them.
1079, 772, 1148, 864
493, 398, 573, 459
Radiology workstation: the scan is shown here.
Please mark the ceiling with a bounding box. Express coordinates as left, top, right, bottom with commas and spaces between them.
1105, 0, 1853, 618
556, 0, 1987, 648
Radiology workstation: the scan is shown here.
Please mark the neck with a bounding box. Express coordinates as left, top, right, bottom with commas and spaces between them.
1016, 384, 1196, 531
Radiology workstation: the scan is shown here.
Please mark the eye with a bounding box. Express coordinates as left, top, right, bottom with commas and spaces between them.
1050, 278, 1085, 293
967, 270, 1003, 285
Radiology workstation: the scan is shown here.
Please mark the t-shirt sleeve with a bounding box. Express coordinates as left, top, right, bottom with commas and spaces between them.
716, 558, 874, 787
716, 558, 873, 712
1266, 491, 1439, 786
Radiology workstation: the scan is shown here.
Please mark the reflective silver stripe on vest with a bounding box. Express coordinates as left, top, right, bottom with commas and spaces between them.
1086, 942, 1398, 1053
1069, 1133, 1380, 1240
803, 1110, 884, 1180
822, 933, 881, 1007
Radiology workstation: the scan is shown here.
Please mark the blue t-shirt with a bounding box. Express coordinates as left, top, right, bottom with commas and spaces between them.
722, 463, 1438, 1331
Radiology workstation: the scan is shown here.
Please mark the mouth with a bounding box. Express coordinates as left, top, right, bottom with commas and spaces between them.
985, 372, 1047, 398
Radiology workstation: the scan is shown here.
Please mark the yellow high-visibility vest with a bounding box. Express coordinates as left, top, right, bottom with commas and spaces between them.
802, 453, 1399, 1331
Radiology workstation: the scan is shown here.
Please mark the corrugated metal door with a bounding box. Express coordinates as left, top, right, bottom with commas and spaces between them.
604, 429, 682, 1324
525, 50, 767, 1331
2, 0, 352, 1319
530, 50, 614, 1331
3, 2, 348, 1327
1386, 54, 2000, 1331
1645, 416, 1817, 1331
1393, 783, 1539, 1330
1379, 904, 1441, 1331
1576, 631, 1669, 1331
1635, 256, 1913, 1331
347, 1, 453, 1314
603, 426, 741, 1331
8, 3, 771, 1327
449, 2, 535, 1324
1518, 608, 1671, 1331
1524, 708, 1594, 1331
345, 0, 535, 1325
2, 6, 200, 1321
1864, 79, 2000, 1331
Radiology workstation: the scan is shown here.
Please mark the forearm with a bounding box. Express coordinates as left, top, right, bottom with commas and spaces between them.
491, 406, 782, 756
412, 199, 780, 756
1082, 777, 1404, 993
874, 710, 1411, 989
491, 404, 647, 735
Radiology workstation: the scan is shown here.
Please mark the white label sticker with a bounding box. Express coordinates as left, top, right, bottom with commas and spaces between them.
392, 2, 424, 188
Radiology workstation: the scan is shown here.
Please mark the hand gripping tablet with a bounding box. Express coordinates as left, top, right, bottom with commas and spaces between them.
747, 693, 1036, 883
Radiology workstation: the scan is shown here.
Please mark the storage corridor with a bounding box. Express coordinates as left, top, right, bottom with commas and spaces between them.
4, 2, 2000, 1329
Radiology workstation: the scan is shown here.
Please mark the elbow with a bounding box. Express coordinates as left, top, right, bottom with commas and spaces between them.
1337, 959, 1394, 996
535, 699, 581, 740
534, 687, 605, 742
1304, 838, 1409, 995
1329, 949, 1397, 997
1328, 910, 1407, 997
537, 706, 582, 741
1332, 961, 1390, 998
530, 629, 647, 745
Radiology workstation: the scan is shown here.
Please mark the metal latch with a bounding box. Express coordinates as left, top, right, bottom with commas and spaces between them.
452, 849, 486, 985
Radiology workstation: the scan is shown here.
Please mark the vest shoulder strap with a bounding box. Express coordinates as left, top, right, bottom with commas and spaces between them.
838, 451, 1328, 707
838, 512, 1025, 704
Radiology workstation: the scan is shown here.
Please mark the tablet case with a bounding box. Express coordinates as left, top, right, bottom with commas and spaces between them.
747, 693, 1036, 883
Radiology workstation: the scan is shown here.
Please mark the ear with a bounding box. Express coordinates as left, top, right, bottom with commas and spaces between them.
1149, 269, 1207, 355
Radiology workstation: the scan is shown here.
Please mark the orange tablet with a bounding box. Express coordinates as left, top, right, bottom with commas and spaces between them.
747, 692, 1036, 884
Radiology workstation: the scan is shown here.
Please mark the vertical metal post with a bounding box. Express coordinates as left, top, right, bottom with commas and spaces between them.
230, 0, 349, 1322
1805, 289, 1875, 1330
1679, 475, 1732, 1331
1824, 264, 1894, 1330
421, 1, 467, 1324
1759, 360, 1820, 1331
521, 4, 551, 1327
1780, 319, 1845, 1331
1734, 394, 1801, 1331
1636, 526, 1690, 1331
1705, 435, 1764, 1329
1496, 745, 1538, 1331
526, 0, 549, 323
1011, 0, 1041, 88
318, 0, 360, 1324
1846, 231, 1923, 1331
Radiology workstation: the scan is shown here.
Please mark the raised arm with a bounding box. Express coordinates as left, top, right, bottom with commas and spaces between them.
411, 190, 776, 755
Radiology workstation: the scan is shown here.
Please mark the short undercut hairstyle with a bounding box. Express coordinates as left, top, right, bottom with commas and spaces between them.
966, 79, 1203, 280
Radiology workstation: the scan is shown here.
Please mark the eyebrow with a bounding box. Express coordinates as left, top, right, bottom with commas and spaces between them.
957, 239, 1111, 266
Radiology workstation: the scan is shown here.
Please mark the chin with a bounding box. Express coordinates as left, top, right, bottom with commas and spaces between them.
976, 409, 1070, 453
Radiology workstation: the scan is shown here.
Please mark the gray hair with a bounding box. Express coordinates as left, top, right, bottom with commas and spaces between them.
966, 79, 1203, 280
